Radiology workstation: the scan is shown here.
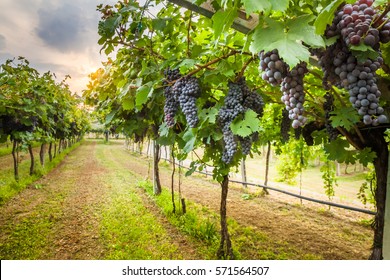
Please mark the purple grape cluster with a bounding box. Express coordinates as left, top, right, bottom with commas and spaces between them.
163, 69, 181, 127
218, 79, 264, 163
163, 69, 201, 128
326, 0, 390, 48
172, 76, 201, 128
280, 63, 308, 128
259, 50, 288, 86
318, 0, 389, 126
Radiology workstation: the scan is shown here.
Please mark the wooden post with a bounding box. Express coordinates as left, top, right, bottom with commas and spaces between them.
240, 158, 247, 188
383, 152, 390, 259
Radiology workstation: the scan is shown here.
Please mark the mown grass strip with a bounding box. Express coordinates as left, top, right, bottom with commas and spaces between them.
95, 143, 189, 260
0, 142, 82, 205
136, 179, 321, 260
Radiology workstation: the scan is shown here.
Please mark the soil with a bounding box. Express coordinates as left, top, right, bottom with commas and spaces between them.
0, 140, 373, 259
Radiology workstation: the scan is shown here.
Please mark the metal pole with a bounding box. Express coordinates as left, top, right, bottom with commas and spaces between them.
241, 158, 247, 188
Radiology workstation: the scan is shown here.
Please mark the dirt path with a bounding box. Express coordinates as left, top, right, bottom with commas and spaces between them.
0, 140, 373, 259
117, 145, 373, 260
0, 141, 200, 260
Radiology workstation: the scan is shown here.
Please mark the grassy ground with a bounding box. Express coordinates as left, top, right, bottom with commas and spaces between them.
0, 140, 372, 260
0, 142, 81, 205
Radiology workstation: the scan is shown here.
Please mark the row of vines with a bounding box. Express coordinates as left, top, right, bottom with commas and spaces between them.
83, 0, 390, 259
0, 58, 90, 181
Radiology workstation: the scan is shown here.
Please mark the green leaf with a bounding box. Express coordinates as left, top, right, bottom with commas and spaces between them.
135, 83, 153, 109
355, 147, 376, 167
182, 129, 196, 153
324, 138, 356, 164
269, 0, 289, 12
250, 18, 311, 67
314, 0, 344, 35
230, 109, 259, 137
350, 44, 379, 61
269, 35, 311, 67
212, 8, 237, 38
151, 18, 168, 31
105, 110, 117, 125
329, 107, 360, 130
288, 15, 325, 48
250, 18, 284, 53
242, 0, 271, 14
122, 97, 134, 111
178, 59, 200, 72
373, 0, 387, 7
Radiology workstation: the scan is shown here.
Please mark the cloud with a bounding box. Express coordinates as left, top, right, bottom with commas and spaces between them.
35, 2, 96, 53
0, 34, 6, 50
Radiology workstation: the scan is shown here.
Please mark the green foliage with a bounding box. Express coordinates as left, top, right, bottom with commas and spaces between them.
276, 139, 311, 185
320, 160, 338, 202
230, 109, 259, 137
357, 164, 376, 207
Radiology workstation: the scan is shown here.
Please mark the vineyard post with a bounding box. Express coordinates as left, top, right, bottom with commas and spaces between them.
383, 152, 390, 259
240, 158, 247, 188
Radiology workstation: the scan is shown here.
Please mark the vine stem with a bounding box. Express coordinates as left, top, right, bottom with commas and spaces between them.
235, 56, 255, 82
373, 4, 390, 28
187, 11, 192, 58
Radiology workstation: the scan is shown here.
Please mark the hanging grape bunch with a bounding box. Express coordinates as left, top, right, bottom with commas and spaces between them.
163, 68, 181, 127
171, 76, 201, 128
259, 50, 289, 86
163, 69, 201, 128
280, 63, 308, 128
319, 0, 389, 126
218, 79, 264, 163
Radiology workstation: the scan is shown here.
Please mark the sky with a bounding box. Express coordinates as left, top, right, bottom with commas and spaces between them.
0, 0, 120, 94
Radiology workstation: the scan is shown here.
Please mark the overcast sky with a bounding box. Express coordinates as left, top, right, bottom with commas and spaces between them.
0, 0, 120, 94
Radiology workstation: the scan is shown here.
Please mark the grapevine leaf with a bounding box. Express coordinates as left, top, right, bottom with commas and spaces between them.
250, 18, 284, 54
269, 0, 289, 12
329, 107, 360, 130
199, 107, 219, 124
178, 59, 201, 72
382, 44, 390, 67
250, 18, 311, 67
350, 44, 379, 61
314, 0, 345, 35
269, 36, 311, 67
373, 0, 387, 7
135, 82, 153, 109
182, 129, 196, 153
355, 147, 377, 167
105, 110, 117, 125
241, 0, 271, 14
324, 138, 356, 164
230, 109, 259, 137
288, 15, 325, 48
212, 8, 237, 38
122, 97, 134, 111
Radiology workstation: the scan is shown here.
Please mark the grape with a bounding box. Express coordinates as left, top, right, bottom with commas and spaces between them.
259, 49, 288, 86
280, 108, 291, 143
280, 62, 308, 128
162, 68, 181, 127
327, 0, 389, 49
323, 92, 340, 141
218, 79, 263, 163
172, 76, 201, 128
318, 2, 389, 126
239, 136, 252, 155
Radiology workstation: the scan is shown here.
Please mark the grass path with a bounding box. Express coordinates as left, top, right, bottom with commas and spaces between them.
0, 140, 199, 259
0, 140, 373, 260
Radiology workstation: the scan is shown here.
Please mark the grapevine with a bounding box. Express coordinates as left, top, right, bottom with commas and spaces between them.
280, 62, 308, 128
259, 49, 288, 86
319, 0, 389, 126
218, 79, 264, 163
